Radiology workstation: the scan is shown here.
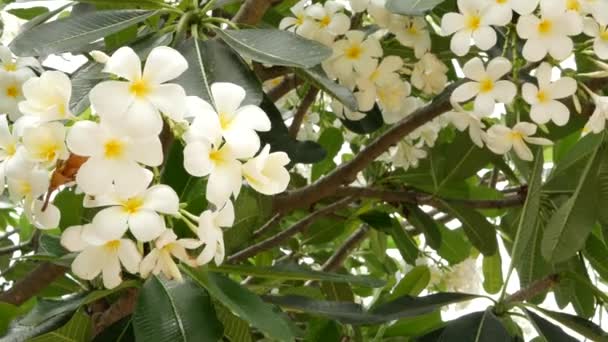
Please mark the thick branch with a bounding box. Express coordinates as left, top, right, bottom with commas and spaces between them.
267, 75, 303, 101
232, 0, 275, 25
289, 88, 319, 138
93, 288, 139, 336
0, 263, 66, 306
253, 63, 290, 81
505, 274, 560, 303
322, 226, 370, 272
227, 197, 353, 263
274, 82, 462, 213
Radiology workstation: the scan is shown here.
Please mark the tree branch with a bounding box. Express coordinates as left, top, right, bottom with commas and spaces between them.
227, 197, 353, 263
252, 213, 283, 239
267, 75, 303, 102
505, 274, 560, 303
272, 80, 462, 212
0, 263, 66, 306
253, 63, 290, 81
322, 225, 370, 272
289, 88, 318, 138
92, 288, 139, 336
0, 241, 32, 255
232, 0, 277, 25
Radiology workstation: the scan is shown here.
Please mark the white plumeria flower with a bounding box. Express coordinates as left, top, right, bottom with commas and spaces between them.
297, 111, 320, 141
5, 153, 48, 203
66, 119, 162, 196
487, 0, 540, 24
0, 45, 38, 77
306, 1, 351, 45
583, 17, 608, 59
389, 140, 427, 171
22, 122, 69, 166
186, 84, 271, 159
368, 0, 391, 28
451, 57, 517, 115
441, 0, 510, 56
29, 200, 60, 230
61, 224, 142, 289
583, 94, 608, 134
85, 170, 179, 243
445, 109, 487, 147
90, 50, 110, 64
485, 122, 552, 161
0, 115, 19, 181
327, 31, 383, 81
581, 0, 608, 24
516, 0, 583, 62
331, 99, 366, 121
196, 201, 234, 266
140, 229, 202, 282
410, 120, 441, 148
89, 46, 188, 137
355, 56, 403, 112
411, 53, 449, 95
242, 145, 290, 195
0, 72, 29, 120
279, 1, 318, 39
522, 62, 577, 126
377, 83, 419, 124
18, 71, 73, 123
349, 0, 370, 12
389, 17, 431, 58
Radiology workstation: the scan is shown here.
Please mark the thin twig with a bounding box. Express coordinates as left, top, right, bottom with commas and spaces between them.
322, 225, 370, 272
227, 197, 353, 263
252, 213, 284, 239
267, 75, 303, 102
0, 241, 32, 255
289, 88, 319, 138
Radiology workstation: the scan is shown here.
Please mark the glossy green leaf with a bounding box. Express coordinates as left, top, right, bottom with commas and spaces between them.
132, 276, 223, 342
183, 267, 297, 341
312, 127, 344, 180
386, 0, 445, 15
74, 0, 170, 9
214, 303, 252, 342
215, 29, 331, 68
20, 294, 84, 326
29, 310, 92, 342
7, 7, 49, 20
419, 309, 511, 341
295, 66, 358, 111
533, 307, 608, 341
482, 253, 503, 295
10, 10, 156, 55
384, 311, 442, 338
524, 309, 578, 342
53, 188, 85, 230
339, 105, 385, 134
437, 227, 472, 264
404, 204, 442, 249
583, 233, 608, 281
440, 202, 497, 256
387, 266, 430, 301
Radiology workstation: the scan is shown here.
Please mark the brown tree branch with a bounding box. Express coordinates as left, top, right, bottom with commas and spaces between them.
252, 213, 283, 239
227, 197, 353, 263
253, 63, 290, 82
92, 288, 139, 336
289, 88, 319, 138
0, 263, 66, 306
267, 75, 303, 101
505, 274, 560, 303
232, 0, 278, 25
322, 225, 370, 272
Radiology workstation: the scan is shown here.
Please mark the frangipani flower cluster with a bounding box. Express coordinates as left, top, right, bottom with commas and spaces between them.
0, 44, 291, 289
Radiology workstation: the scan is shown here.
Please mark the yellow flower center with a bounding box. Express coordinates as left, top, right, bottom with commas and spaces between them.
407, 26, 418, 35
370, 69, 380, 82
538, 20, 553, 35
345, 44, 363, 59
320, 15, 331, 28
566, 0, 581, 11
5, 143, 16, 157
104, 139, 124, 159
509, 131, 523, 141
6, 85, 19, 98
466, 15, 481, 31
209, 149, 224, 163
130, 79, 150, 97
537, 90, 549, 103
38, 143, 58, 162
496, 0, 508, 4
3, 63, 16, 72
479, 78, 494, 93
600, 29, 608, 41
19, 181, 31, 195
122, 197, 144, 214
295, 15, 304, 26
104, 240, 121, 252
219, 112, 233, 130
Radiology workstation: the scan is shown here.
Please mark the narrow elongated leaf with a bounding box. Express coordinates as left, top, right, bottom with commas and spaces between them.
29, 310, 92, 342
183, 267, 297, 342
263, 292, 478, 325
215, 29, 331, 68
20, 295, 85, 326
386, 266, 430, 301
389, 219, 419, 265
404, 204, 441, 249
482, 253, 503, 295
214, 304, 252, 342
10, 10, 156, 56
8, 7, 49, 20
524, 309, 578, 342
583, 233, 608, 281
74, 0, 170, 9
340, 105, 385, 134
132, 276, 223, 342
534, 307, 608, 341
441, 202, 497, 256
208, 264, 385, 287
295, 66, 358, 111
437, 227, 472, 264
541, 142, 602, 263
386, 0, 445, 15
176, 38, 263, 106
420, 309, 511, 341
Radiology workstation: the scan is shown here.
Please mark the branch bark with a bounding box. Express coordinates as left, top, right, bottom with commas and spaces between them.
289, 88, 319, 138
232, 0, 276, 25
267, 75, 303, 101
273, 81, 462, 213
505, 274, 560, 303
92, 288, 139, 336
0, 263, 66, 306
322, 225, 370, 272
227, 197, 353, 263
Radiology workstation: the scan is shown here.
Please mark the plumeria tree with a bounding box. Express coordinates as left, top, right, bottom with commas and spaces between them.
0, 0, 607, 340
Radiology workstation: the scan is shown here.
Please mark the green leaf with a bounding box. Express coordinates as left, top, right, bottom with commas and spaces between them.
73, 0, 169, 9
482, 253, 503, 295
509, 149, 543, 275
20, 295, 84, 326
339, 105, 385, 135
524, 309, 578, 342
295, 66, 358, 111
214, 303, 252, 342
0, 302, 19, 336
583, 233, 608, 281
420, 309, 511, 341
387, 266, 430, 301
385, 0, 445, 15
10, 10, 156, 56
263, 292, 479, 325
533, 307, 608, 341
404, 205, 441, 249
440, 202, 497, 256
384, 311, 442, 338
132, 275, 223, 342
53, 189, 85, 230
37, 234, 69, 258
7, 7, 49, 20
437, 227, 472, 264
224, 187, 273, 253
208, 264, 385, 287
183, 267, 297, 341
175, 38, 262, 106
311, 127, 344, 181
215, 29, 331, 68
541, 141, 602, 263
29, 310, 92, 342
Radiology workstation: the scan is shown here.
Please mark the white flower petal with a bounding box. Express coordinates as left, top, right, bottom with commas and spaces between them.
117, 239, 142, 274
89, 81, 134, 118
92, 206, 129, 241
102, 256, 122, 289
61, 225, 87, 252
128, 210, 166, 242
142, 185, 179, 215
211, 82, 246, 116
72, 247, 105, 280
142, 46, 188, 84
183, 141, 213, 177
146, 84, 187, 121
104, 47, 141, 81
